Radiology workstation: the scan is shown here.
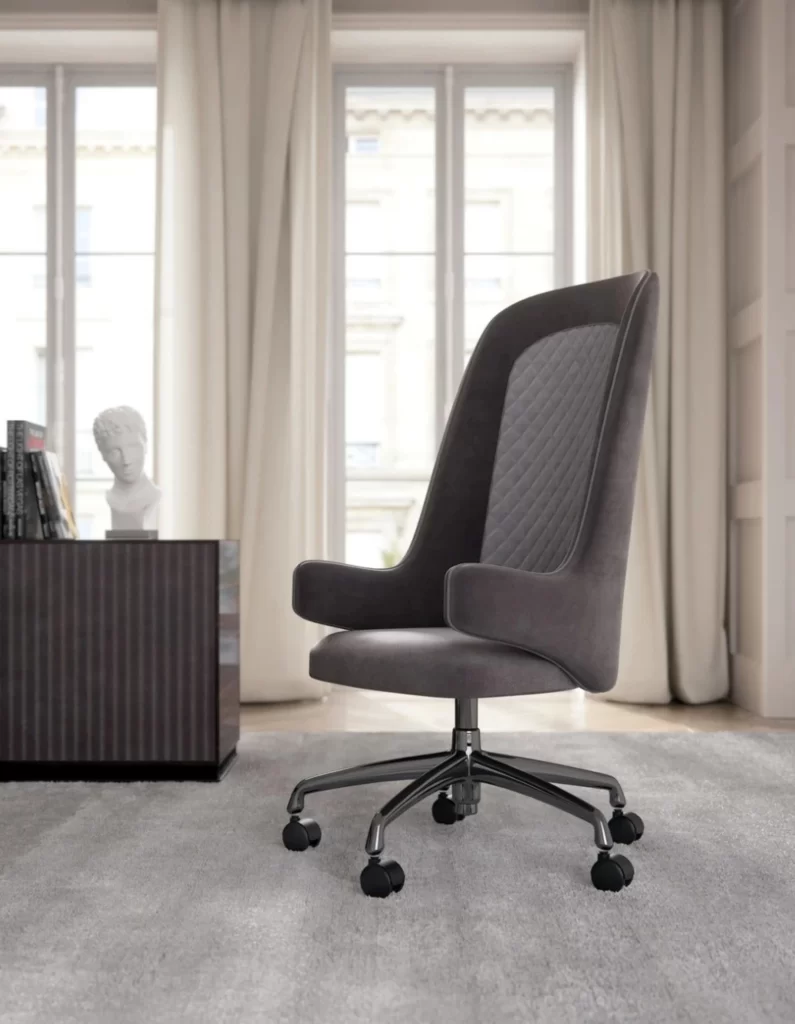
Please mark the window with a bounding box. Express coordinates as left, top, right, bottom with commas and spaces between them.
463, 85, 557, 351
346, 198, 385, 252
34, 87, 46, 129
346, 256, 385, 299
348, 134, 381, 155
0, 70, 156, 539
31, 207, 47, 288
35, 347, 47, 424
466, 197, 505, 252
30, 205, 91, 289
0, 86, 48, 434
345, 350, 385, 468
76, 514, 95, 541
75, 207, 92, 286
334, 68, 571, 566
76, 432, 94, 475
465, 275, 502, 297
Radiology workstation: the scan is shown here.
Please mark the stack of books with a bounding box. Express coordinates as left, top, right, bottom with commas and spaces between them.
1, 420, 79, 540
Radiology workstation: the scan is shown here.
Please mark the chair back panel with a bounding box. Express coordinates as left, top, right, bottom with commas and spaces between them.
480, 322, 620, 573
315, 272, 656, 634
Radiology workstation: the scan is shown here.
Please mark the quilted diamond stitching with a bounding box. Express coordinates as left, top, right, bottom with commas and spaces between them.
480, 323, 619, 573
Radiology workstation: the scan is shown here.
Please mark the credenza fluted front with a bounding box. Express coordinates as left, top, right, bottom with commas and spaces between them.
0, 540, 240, 781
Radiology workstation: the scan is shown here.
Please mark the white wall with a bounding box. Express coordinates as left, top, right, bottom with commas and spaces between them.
725, 0, 795, 717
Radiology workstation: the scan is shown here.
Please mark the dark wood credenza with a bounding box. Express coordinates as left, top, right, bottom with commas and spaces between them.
0, 540, 240, 782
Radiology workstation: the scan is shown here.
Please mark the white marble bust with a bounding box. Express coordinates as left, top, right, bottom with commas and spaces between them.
92, 405, 161, 531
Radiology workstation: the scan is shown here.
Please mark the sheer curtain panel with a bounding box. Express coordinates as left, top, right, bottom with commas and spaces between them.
588, 0, 729, 704
155, 0, 332, 701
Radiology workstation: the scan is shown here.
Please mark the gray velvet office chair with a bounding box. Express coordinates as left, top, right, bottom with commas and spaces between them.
283, 270, 659, 898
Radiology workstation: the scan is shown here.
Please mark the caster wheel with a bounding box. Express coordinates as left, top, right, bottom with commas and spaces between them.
609, 811, 644, 845
282, 817, 321, 851
591, 852, 634, 892
360, 858, 405, 898
431, 793, 463, 825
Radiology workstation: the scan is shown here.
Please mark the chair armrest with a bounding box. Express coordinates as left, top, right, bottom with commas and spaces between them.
444, 562, 622, 693
292, 559, 445, 630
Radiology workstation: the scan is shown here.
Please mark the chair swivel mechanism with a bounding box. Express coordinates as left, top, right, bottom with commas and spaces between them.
283, 271, 659, 897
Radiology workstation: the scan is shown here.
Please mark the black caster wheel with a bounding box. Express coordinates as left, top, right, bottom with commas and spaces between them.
282, 817, 321, 851
591, 852, 634, 892
609, 811, 644, 845
360, 857, 405, 898
431, 793, 463, 825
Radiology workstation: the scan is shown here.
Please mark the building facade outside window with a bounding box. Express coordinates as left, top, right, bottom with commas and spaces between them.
338, 69, 570, 568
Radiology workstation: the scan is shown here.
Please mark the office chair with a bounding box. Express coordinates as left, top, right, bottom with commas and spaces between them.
283, 271, 659, 897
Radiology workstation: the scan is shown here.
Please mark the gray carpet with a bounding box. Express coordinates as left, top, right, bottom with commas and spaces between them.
1, 731, 795, 1024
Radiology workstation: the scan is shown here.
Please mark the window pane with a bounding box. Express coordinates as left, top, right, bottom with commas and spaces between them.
74, 85, 156, 535
74, 255, 155, 536
464, 254, 554, 360
0, 256, 47, 427
345, 480, 426, 569
0, 87, 48, 255
346, 351, 385, 468
75, 86, 156, 253
344, 82, 437, 566
346, 199, 386, 254
345, 254, 436, 473
345, 86, 435, 253
464, 86, 555, 255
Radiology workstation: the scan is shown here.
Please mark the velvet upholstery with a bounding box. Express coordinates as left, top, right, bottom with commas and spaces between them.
480, 323, 619, 573
294, 271, 659, 697
307, 627, 575, 699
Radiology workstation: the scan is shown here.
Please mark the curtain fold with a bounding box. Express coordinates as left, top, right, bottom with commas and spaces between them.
154, 0, 332, 702
588, 0, 729, 704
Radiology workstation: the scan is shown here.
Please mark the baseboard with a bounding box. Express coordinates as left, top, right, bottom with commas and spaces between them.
0, 749, 238, 783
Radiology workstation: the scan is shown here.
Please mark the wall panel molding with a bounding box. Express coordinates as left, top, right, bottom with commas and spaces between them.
728, 158, 763, 315
726, 0, 795, 717
729, 298, 762, 349
731, 482, 763, 520
728, 118, 762, 183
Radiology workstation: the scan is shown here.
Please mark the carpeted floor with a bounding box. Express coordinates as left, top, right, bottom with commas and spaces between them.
1, 731, 795, 1024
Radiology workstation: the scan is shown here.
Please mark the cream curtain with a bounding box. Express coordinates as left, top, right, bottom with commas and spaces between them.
588, 0, 729, 704
154, 0, 331, 701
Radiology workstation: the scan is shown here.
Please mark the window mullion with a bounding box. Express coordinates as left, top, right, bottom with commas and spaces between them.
49, 64, 75, 496
554, 74, 566, 288
450, 66, 465, 405
60, 67, 76, 505
437, 64, 453, 437
45, 68, 58, 459
330, 71, 347, 563
557, 70, 574, 288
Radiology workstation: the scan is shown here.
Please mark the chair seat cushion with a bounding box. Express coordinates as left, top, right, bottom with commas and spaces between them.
309, 626, 576, 699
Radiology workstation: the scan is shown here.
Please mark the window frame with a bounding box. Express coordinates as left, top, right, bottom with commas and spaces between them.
332, 62, 573, 562
0, 62, 155, 507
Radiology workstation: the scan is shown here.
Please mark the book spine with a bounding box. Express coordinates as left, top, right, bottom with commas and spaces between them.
37, 453, 62, 538
5, 422, 14, 539
0, 448, 5, 539
11, 423, 47, 539
29, 453, 51, 539
41, 453, 68, 539
47, 452, 77, 539
14, 422, 26, 539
